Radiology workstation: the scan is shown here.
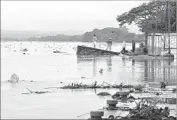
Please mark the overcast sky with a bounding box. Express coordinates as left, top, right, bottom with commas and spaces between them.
2, 1, 149, 35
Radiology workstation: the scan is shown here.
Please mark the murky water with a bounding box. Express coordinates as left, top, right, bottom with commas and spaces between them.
1, 41, 176, 119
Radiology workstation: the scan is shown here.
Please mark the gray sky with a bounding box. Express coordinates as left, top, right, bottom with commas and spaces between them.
2, 1, 149, 35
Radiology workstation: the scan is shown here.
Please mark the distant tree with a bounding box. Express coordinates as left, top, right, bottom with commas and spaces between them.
117, 1, 176, 48
116, 1, 176, 33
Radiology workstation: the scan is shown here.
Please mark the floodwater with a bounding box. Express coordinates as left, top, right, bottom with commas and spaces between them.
1, 41, 177, 119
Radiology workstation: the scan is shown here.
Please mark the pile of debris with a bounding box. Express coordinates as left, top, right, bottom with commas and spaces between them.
60, 81, 142, 89
88, 99, 176, 120
60, 81, 101, 89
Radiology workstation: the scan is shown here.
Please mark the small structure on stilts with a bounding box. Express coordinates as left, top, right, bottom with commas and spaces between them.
146, 1, 176, 60
123, 1, 176, 60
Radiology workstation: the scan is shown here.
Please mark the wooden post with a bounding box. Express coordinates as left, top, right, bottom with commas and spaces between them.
145, 32, 148, 54
152, 31, 155, 55
144, 60, 148, 81
167, 1, 171, 54
166, 1, 171, 54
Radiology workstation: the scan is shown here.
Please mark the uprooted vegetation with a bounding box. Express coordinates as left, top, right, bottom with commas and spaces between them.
118, 99, 176, 120
60, 81, 139, 89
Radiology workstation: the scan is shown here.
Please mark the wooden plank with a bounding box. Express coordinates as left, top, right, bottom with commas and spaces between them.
76, 45, 120, 55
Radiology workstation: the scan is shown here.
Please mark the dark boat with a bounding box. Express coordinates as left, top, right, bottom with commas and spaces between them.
76, 45, 120, 55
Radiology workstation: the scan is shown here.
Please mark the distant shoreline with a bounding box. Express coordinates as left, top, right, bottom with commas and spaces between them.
1, 40, 144, 43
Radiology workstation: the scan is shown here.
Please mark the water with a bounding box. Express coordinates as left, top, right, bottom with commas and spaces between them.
1, 41, 176, 119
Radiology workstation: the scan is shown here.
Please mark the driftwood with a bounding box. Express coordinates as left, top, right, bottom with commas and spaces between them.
21, 88, 52, 94
60, 82, 136, 89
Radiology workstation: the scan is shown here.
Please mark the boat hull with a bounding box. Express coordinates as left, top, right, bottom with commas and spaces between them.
76, 45, 120, 56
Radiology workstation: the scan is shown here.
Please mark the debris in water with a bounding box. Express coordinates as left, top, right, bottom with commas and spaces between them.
53, 50, 64, 53
112, 92, 135, 102
160, 82, 166, 88
60, 82, 135, 89
172, 88, 176, 93
97, 92, 111, 96
88, 99, 176, 120
21, 88, 52, 94
89, 111, 104, 120
8, 73, 19, 83
99, 69, 103, 74
23, 48, 28, 52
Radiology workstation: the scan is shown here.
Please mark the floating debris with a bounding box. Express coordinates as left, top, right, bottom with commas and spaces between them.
89, 111, 104, 120
99, 69, 103, 74
8, 73, 19, 83
97, 92, 111, 96
23, 48, 28, 52
160, 82, 166, 88
172, 88, 176, 93
112, 92, 135, 102
60, 82, 135, 89
60, 81, 101, 89
21, 88, 52, 94
133, 85, 144, 91
88, 99, 176, 120
53, 50, 65, 53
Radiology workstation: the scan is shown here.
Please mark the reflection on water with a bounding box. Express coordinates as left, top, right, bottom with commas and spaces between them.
77, 55, 114, 79
77, 55, 177, 85
106, 55, 112, 72
143, 60, 177, 85
93, 57, 97, 77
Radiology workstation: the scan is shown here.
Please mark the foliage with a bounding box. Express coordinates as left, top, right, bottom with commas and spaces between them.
117, 1, 176, 33
26, 27, 144, 42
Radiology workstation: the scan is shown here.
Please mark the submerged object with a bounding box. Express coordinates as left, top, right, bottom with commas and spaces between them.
119, 91, 129, 96
107, 100, 118, 110
23, 48, 28, 52
53, 50, 63, 53
8, 73, 19, 82
99, 69, 103, 74
77, 45, 120, 55
90, 111, 104, 120
134, 85, 144, 91
97, 92, 111, 96
160, 82, 166, 88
